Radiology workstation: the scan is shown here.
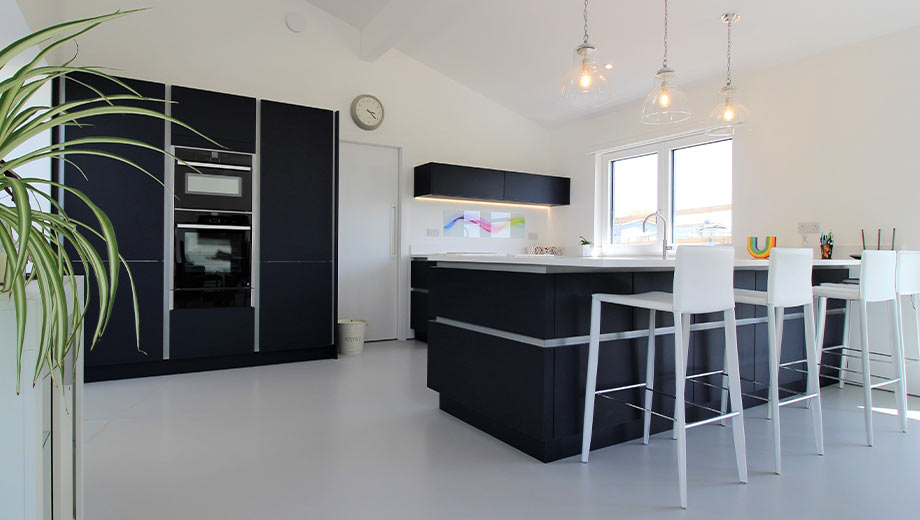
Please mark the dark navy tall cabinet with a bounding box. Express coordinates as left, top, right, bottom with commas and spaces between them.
259, 100, 337, 353
54, 74, 339, 381
55, 73, 167, 369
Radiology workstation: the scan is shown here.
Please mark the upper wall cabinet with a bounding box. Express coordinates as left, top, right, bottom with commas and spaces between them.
171, 86, 256, 153
504, 172, 570, 206
414, 162, 569, 206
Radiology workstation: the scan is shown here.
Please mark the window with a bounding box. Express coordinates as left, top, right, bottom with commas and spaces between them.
611, 153, 657, 245
672, 140, 732, 244
600, 135, 732, 254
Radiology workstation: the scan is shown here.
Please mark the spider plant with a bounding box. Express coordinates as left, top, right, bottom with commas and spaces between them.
0, 10, 214, 393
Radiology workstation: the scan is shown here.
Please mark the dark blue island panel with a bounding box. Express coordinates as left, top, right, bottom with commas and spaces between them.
426, 263, 849, 462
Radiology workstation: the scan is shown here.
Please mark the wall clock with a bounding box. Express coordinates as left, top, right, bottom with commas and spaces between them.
350, 94, 384, 130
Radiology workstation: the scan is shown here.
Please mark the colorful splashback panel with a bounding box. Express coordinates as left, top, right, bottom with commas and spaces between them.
746, 236, 777, 259
443, 210, 525, 238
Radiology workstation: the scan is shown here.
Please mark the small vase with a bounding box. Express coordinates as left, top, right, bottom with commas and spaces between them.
820, 244, 833, 259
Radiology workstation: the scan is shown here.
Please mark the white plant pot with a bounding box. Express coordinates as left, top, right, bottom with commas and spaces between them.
580, 245, 594, 257
1, 277, 84, 519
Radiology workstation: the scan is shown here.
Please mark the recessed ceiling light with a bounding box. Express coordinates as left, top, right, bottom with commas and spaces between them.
604, 63, 614, 70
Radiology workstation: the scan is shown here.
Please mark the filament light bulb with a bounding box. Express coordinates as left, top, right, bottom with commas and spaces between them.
723, 106, 735, 122
579, 69, 593, 89
658, 90, 671, 108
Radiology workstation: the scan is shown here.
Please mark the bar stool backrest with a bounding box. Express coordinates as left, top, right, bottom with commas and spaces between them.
767, 248, 814, 307
896, 251, 920, 296
673, 246, 735, 314
860, 250, 897, 303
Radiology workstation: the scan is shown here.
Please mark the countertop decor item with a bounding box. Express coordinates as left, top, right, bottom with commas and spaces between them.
820, 231, 834, 259
746, 236, 776, 259
349, 94, 384, 130
560, 0, 612, 108
0, 10, 213, 391
707, 13, 750, 137
640, 0, 690, 124
527, 246, 563, 256
577, 236, 595, 257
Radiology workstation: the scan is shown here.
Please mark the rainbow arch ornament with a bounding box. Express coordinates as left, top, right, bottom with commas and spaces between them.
747, 236, 777, 259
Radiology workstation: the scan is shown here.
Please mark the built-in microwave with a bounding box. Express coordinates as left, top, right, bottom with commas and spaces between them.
174, 147, 252, 212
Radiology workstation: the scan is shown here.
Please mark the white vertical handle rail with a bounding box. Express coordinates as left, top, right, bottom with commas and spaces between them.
390, 205, 398, 257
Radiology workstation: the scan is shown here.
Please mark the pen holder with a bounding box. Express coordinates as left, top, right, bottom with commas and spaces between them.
820, 244, 833, 259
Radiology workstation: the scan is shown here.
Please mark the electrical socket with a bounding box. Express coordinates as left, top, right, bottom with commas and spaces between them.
797, 222, 821, 234
426, 228, 440, 237
528, 232, 539, 240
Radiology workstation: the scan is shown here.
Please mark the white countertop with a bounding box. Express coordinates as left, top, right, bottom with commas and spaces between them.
427, 253, 859, 273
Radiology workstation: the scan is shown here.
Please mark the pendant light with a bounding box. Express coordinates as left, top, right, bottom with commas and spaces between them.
640, 0, 690, 124
560, 0, 612, 108
707, 13, 750, 136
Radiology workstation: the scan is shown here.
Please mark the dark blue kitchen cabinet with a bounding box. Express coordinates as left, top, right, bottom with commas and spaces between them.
82, 261, 164, 367
259, 99, 336, 262
56, 73, 166, 369
414, 163, 505, 202
414, 163, 569, 206
57, 73, 166, 262
504, 171, 570, 206
258, 99, 337, 354
259, 262, 334, 352
171, 86, 256, 153
169, 307, 255, 359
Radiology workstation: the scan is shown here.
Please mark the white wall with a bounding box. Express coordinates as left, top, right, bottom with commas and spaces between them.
549, 26, 920, 258
2, 0, 52, 213
16, 0, 560, 338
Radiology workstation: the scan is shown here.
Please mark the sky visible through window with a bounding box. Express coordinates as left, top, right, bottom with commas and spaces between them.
611, 153, 657, 244
673, 139, 732, 244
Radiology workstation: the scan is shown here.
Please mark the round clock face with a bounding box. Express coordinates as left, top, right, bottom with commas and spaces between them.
350, 95, 384, 130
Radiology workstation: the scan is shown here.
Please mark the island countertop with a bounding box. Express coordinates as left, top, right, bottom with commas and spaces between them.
427, 253, 859, 272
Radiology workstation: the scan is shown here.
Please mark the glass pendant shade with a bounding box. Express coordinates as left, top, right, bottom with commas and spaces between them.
707, 87, 750, 137
560, 43, 612, 108
640, 68, 690, 124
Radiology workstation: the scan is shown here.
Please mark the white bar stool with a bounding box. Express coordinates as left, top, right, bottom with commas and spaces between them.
814, 250, 907, 446
895, 251, 920, 401
733, 248, 824, 475
581, 246, 747, 509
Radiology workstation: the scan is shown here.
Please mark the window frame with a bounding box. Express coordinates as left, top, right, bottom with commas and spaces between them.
598, 133, 732, 256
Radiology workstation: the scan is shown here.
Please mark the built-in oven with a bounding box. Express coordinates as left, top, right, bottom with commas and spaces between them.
174, 147, 252, 212
173, 210, 252, 309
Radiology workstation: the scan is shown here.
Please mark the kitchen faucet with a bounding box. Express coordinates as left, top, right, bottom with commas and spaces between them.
642, 211, 672, 260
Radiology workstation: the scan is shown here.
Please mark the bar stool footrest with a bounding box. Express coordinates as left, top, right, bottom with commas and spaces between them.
596, 387, 742, 428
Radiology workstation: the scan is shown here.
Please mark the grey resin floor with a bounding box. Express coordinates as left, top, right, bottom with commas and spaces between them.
84, 340, 920, 519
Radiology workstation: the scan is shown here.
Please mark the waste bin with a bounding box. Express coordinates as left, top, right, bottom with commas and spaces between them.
336, 319, 367, 355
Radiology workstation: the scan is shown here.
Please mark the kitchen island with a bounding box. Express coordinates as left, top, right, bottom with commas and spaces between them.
425, 254, 857, 462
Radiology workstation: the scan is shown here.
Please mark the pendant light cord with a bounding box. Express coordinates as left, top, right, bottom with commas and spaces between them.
726, 16, 733, 87
662, 0, 669, 68
583, 0, 589, 44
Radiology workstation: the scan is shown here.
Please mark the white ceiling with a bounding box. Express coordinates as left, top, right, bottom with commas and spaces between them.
305, 0, 920, 127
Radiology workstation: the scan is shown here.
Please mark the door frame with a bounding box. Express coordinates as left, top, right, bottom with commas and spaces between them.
338, 140, 406, 341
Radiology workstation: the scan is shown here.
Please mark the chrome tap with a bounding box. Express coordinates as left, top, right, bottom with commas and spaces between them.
642, 211, 672, 260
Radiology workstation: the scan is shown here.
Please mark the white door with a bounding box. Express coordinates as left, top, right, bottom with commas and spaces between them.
338, 142, 399, 342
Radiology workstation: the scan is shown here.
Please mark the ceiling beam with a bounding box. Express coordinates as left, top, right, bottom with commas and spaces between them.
359, 0, 457, 62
